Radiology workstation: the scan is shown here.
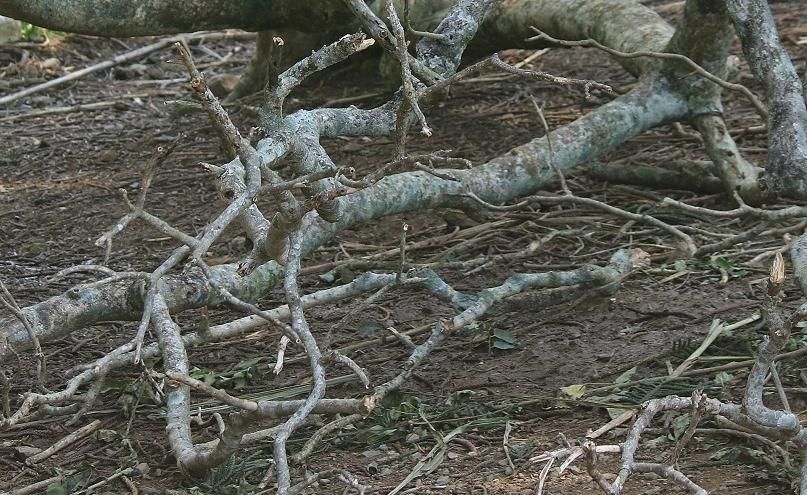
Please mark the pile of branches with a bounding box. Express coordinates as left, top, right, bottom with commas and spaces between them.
2, 0, 807, 493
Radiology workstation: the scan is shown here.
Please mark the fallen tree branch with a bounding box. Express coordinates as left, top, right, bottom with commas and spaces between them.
0, 32, 256, 105
725, 0, 807, 198
527, 27, 766, 119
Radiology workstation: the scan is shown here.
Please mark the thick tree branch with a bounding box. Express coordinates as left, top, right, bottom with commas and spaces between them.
725, 0, 807, 199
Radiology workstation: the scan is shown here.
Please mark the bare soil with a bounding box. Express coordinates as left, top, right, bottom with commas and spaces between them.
1, 2, 806, 494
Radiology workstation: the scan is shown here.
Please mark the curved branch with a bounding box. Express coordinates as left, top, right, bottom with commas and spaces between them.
0, 83, 688, 360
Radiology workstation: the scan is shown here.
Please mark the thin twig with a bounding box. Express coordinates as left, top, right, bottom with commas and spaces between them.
528, 27, 767, 118
397, 223, 409, 283
0, 279, 45, 390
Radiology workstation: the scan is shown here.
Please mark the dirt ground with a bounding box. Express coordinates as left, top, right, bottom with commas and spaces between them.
1, 2, 807, 494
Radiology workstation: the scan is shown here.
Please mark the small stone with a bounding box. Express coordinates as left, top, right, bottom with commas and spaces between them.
405, 432, 420, 444
435, 475, 450, 486
97, 149, 118, 163
133, 462, 150, 477
30, 96, 52, 106
13, 446, 41, 459
0, 16, 20, 43
207, 73, 240, 97
40, 57, 61, 71
595, 353, 612, 362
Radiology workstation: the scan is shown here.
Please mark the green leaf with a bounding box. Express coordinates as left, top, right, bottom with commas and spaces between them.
233, 357, 262, 370
673, 259, 687, 272
189, 367, 210, 379
714, 371, 733, 385
492, 328, 516, 344
492, 340, 515, 350
560, 384, 586, 399
671, 413, 691, 439
97, 429, 119, 442
189, 367, 218, 385
230, 370, 250, 389
46, 482, 68, 495
710, 256, 732, 271
445, 390, 474, 407
614, 367, 637, 385
606, 407, 630, 420
357, 320, 383, 337
101, 378, 133, 393
645, 435, 668, 449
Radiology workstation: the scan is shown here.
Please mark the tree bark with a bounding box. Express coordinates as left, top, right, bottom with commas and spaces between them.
0, 82, 688, 360
0, 0, 357, 37
725, 0, 807, 199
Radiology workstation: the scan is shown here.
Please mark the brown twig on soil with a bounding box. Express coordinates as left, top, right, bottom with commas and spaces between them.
325, 350, 370, 389
95, 142, 178, 260
664, 192, 807, 221
25, 419, 101, 464
0, 279, 44, 391
397, 223, 409, 283
0, 32, 258, 106
459, 190, 697, 255
1, 472, 74, 495
386, 326, 416, 350
667, 390, 706, 466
